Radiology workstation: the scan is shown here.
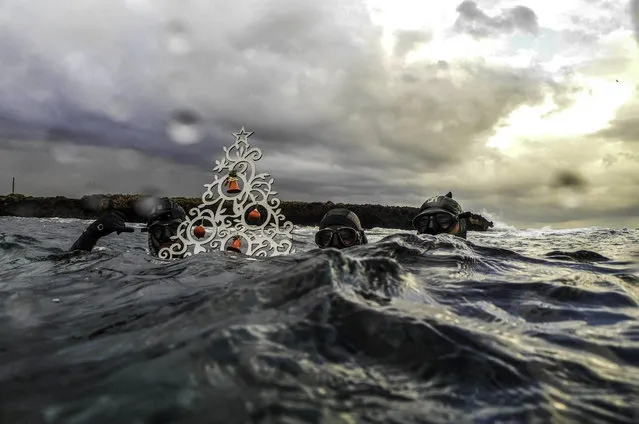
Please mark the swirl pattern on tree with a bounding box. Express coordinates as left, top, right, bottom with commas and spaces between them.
158, 127, 295, 259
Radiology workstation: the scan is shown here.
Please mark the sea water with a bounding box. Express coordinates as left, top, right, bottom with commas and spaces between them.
0, 217, 638, 423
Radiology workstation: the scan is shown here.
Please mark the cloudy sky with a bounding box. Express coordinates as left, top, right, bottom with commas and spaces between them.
0, 0, 638, 229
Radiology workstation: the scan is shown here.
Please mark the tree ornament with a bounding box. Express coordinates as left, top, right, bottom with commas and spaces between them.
248, 207, 261, 223
225, 169, 242, 194
158, 126, 295, 259
193, 225, 206, 239
226, 235, 242, 253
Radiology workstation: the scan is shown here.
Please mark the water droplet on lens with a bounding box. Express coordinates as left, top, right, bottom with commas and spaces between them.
559, 192, 581, 209
166, 21, 191, 55
117, 149, 140, 170
81, 194, 112, 212
139, 186, 164, 197
51, 143, 80, 164
167, 110, 202, 145
105, 100, 131, 123
550, 170, 587, 190
133, 195, 160, 218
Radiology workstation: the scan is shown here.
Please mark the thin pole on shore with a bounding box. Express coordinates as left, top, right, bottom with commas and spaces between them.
12, 177, 15, 194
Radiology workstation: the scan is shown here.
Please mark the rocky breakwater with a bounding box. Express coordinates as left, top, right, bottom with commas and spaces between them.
0, 194, 422, 230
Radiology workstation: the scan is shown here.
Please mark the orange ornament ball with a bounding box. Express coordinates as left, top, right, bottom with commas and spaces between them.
193, 225, 206, 238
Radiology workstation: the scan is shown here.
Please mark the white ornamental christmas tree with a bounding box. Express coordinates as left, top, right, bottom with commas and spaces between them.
158, 127, 295, 260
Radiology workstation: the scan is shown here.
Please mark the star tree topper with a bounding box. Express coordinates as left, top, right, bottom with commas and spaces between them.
158, 126, 296, 259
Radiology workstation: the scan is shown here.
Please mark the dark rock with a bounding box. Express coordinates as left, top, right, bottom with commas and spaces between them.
544, 250, 610, 262
0, 194, 493, 231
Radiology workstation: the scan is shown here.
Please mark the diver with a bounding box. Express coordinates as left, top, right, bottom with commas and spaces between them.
314, 208, 368, 249
411, 192, 493, 239
140, 197, 187, 257
69, 197, 187, 257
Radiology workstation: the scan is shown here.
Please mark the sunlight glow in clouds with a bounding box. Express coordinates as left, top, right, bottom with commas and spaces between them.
368, 0, 639, 157
489, 39, 639, 153
488, 78, 637, 153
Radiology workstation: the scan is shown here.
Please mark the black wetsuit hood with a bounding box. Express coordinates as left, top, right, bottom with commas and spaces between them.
319, 208, 368, 245
145, 198, 187, 256
412, 192, 467, 239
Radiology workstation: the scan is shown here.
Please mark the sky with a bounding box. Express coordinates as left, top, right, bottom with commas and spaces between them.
0, 0, 638, 229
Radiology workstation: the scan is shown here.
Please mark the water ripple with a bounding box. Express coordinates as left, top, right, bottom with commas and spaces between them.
0, 217, 638, 423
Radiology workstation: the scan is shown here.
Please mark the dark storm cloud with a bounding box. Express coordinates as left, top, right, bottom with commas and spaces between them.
577, 0, 639, 197
596, 117, 639, 142
0, 140, 210, 198
594, 95, 639, 144
454, 1, 539, 38
1, 0, 635, 228
0, 0, 575, 179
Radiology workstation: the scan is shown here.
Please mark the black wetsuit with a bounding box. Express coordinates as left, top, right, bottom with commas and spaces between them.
69, 211, 133, 252
69, 197, 188, 259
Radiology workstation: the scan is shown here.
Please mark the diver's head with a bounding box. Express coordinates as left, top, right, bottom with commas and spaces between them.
412, 191, 466, 238
145, 197, 186, 256
315, 208, 368, 249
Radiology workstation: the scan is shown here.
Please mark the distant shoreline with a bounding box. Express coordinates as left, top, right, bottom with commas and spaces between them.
0, 193, 419, 230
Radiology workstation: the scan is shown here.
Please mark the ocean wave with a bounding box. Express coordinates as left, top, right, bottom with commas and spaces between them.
0, 217, 638, 423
